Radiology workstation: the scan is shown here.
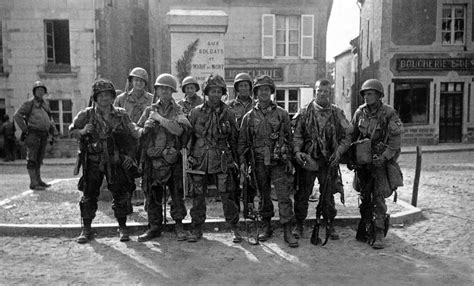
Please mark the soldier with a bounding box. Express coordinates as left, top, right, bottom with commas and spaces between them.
186, 74, 241, 243
114, 67, 153, 206
69, 79, 141, 244
136, 74, 191, 242
177, 76, 203, 115
225, 73, 255, 214
1, 114, 17, 162
351, 79, 403, 249
292, 79, 352, 240
238, 75, 298, 247
14, 81, 58, 190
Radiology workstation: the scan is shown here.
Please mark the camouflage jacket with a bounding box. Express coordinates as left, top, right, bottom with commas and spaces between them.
226, 96, 255, 130
177, 94, 204, 116
238, 101, 291, 165
293, 100, 352, 161
114, 89, 153, 123
188, 101, 238, 174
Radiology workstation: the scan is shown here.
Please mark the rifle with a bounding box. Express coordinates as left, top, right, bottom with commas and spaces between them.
310, 165, 335, 246
243, 147, 261, 245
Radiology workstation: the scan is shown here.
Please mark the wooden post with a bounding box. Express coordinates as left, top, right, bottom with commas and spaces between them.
412, 146, 422, 207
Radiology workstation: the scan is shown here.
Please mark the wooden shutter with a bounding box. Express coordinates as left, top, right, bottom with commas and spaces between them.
262, 14, 275, 59
301, 14, 314, 59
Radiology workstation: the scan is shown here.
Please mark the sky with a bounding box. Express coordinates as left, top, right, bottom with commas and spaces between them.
326, 0, 360, 62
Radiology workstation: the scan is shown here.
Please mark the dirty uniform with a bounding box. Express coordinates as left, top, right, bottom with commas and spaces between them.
177, 94, 204, 116
226, 96, 256, 211
14, 98, 55, 170
114, 90, 154, 124
137, 99, 190, 228
0, 119, 17, 161
187, 101, 240, 228
69, 105, 140, 221
292, 101, 352, 222
351, 102, 403, 230
238, 101, 294, 224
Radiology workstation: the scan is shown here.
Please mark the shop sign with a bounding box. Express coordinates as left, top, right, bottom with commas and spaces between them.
224, 67, 283, 81
397, 58, 474, 71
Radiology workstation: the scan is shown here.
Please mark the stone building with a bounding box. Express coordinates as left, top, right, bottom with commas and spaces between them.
357, 0, 474, 145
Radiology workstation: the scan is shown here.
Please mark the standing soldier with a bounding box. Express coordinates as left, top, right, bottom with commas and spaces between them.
14, 81, 58, 190
351, 79, 403, 249
238, 75, 298, 247
226, 73, 256, 214
1, 114, 17, 162
177, 76, 203, 115
292, 79, 352, 240
186, 74, 241, 243
69, 79, 141, 244
136, 74, 191, 242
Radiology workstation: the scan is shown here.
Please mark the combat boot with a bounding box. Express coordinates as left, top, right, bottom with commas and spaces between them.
356, 220, 368, 242
187, 227, 203, 243
283, 223, 299, 248
175, 220, 187, 241
231, 224, 242, 243
372, 228, 385, 249
36, 168, 51, 188
292, 219, 304, 239
328, 223, 339, 240
117, 217, 130, 242
138, 225, 161, 242
258, 218, 273, 242
28, 169, 45, 191
77, 219, 92, 244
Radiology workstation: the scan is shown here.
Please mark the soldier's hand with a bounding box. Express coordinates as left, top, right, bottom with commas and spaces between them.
80, 124, 95, 136
187, 156, 197, 168
150, 111, 165, 124
121, 155, 134, 170
295, 152, 305, 166
143, 119, 155, 134
240, 163, 248, 175
372, 155, 386, 167
329, 151, 341, 167
285, 160, 294, 174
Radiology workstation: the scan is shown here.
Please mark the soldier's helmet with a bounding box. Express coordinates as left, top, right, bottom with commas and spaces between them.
181, 76, 200, 93
32, 81, 47, 94
233, 73, 253, 92
128, 67, 149, 85
154, 73, 178, 92
92, 78, 116, 101
359, 79, 384, 97
252, 75, 275, 95
202, 74, 227, 95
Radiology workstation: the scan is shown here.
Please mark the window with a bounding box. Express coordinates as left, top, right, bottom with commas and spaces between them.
275, 89, 299, 117
0, 98, 5, 120
49, 99, 72, 137
262, 14, 314, 59
0, 21, 3, 73
441, 5, 465, 45
44, 20, 70, 73
394, 81, 430, 125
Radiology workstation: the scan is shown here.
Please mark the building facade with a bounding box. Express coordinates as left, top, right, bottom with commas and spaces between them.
357, 0, 474, 145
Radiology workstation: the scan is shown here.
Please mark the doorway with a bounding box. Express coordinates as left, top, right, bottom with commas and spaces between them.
439, 83, 463, 143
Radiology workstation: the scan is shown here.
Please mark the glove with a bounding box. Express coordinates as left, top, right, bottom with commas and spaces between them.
143, 119, 156, 134
295, 152, 305, 166
329, 151, 341, 167
372, 155, 386, 168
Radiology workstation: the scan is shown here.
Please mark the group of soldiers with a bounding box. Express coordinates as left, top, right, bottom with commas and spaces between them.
15, 67, 403, 250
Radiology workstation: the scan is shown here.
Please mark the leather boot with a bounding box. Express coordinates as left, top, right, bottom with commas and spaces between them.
175, 220, 187, 241
187, 227, 203, 243
356, 219, 368, 242
117, 217, 129, 242
328, 223, 339, 240
231, 224, 242, 243
77, 219, 92, 244
138, 225, 161, 242
258, 218, 273, 242
372, 228, 385, 249
36, 168, 51, 188
28, 169, 45, 191
292, 219, 304, 239
284, 223, 299, 248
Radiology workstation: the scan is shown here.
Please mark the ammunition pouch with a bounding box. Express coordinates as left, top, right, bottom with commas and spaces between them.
354, 138, 372, 165
162, 146, 179, 164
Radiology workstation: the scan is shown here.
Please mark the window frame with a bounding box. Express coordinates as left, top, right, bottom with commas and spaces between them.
274, 88, 300, 117
441, 4, 466, 45
49, 99, 73, 137
393, 80, 431, 126
44, 20, 71, 73
0, 20, 3, 73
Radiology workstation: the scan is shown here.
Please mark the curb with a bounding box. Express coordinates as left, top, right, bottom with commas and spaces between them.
0, 200, 423, 238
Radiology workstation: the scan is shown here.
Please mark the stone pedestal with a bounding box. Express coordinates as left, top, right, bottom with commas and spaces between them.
167, 9, 228, 100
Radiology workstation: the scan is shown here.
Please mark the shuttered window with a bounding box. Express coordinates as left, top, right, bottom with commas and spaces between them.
262, 14, 275, 59
300, 15, 314, 59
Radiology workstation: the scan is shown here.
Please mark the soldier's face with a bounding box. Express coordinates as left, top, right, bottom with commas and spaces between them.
236, 81, 251, 98
96, 91, 115, 107
132, 77, 146, 91
362, 90, 380, 105
34, 87, 46, 98
257, 86, 272, 103
184, 84, 197, 97
314, 84, 331, 105
157, 86, 173, 101
207, 87, 223, 107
